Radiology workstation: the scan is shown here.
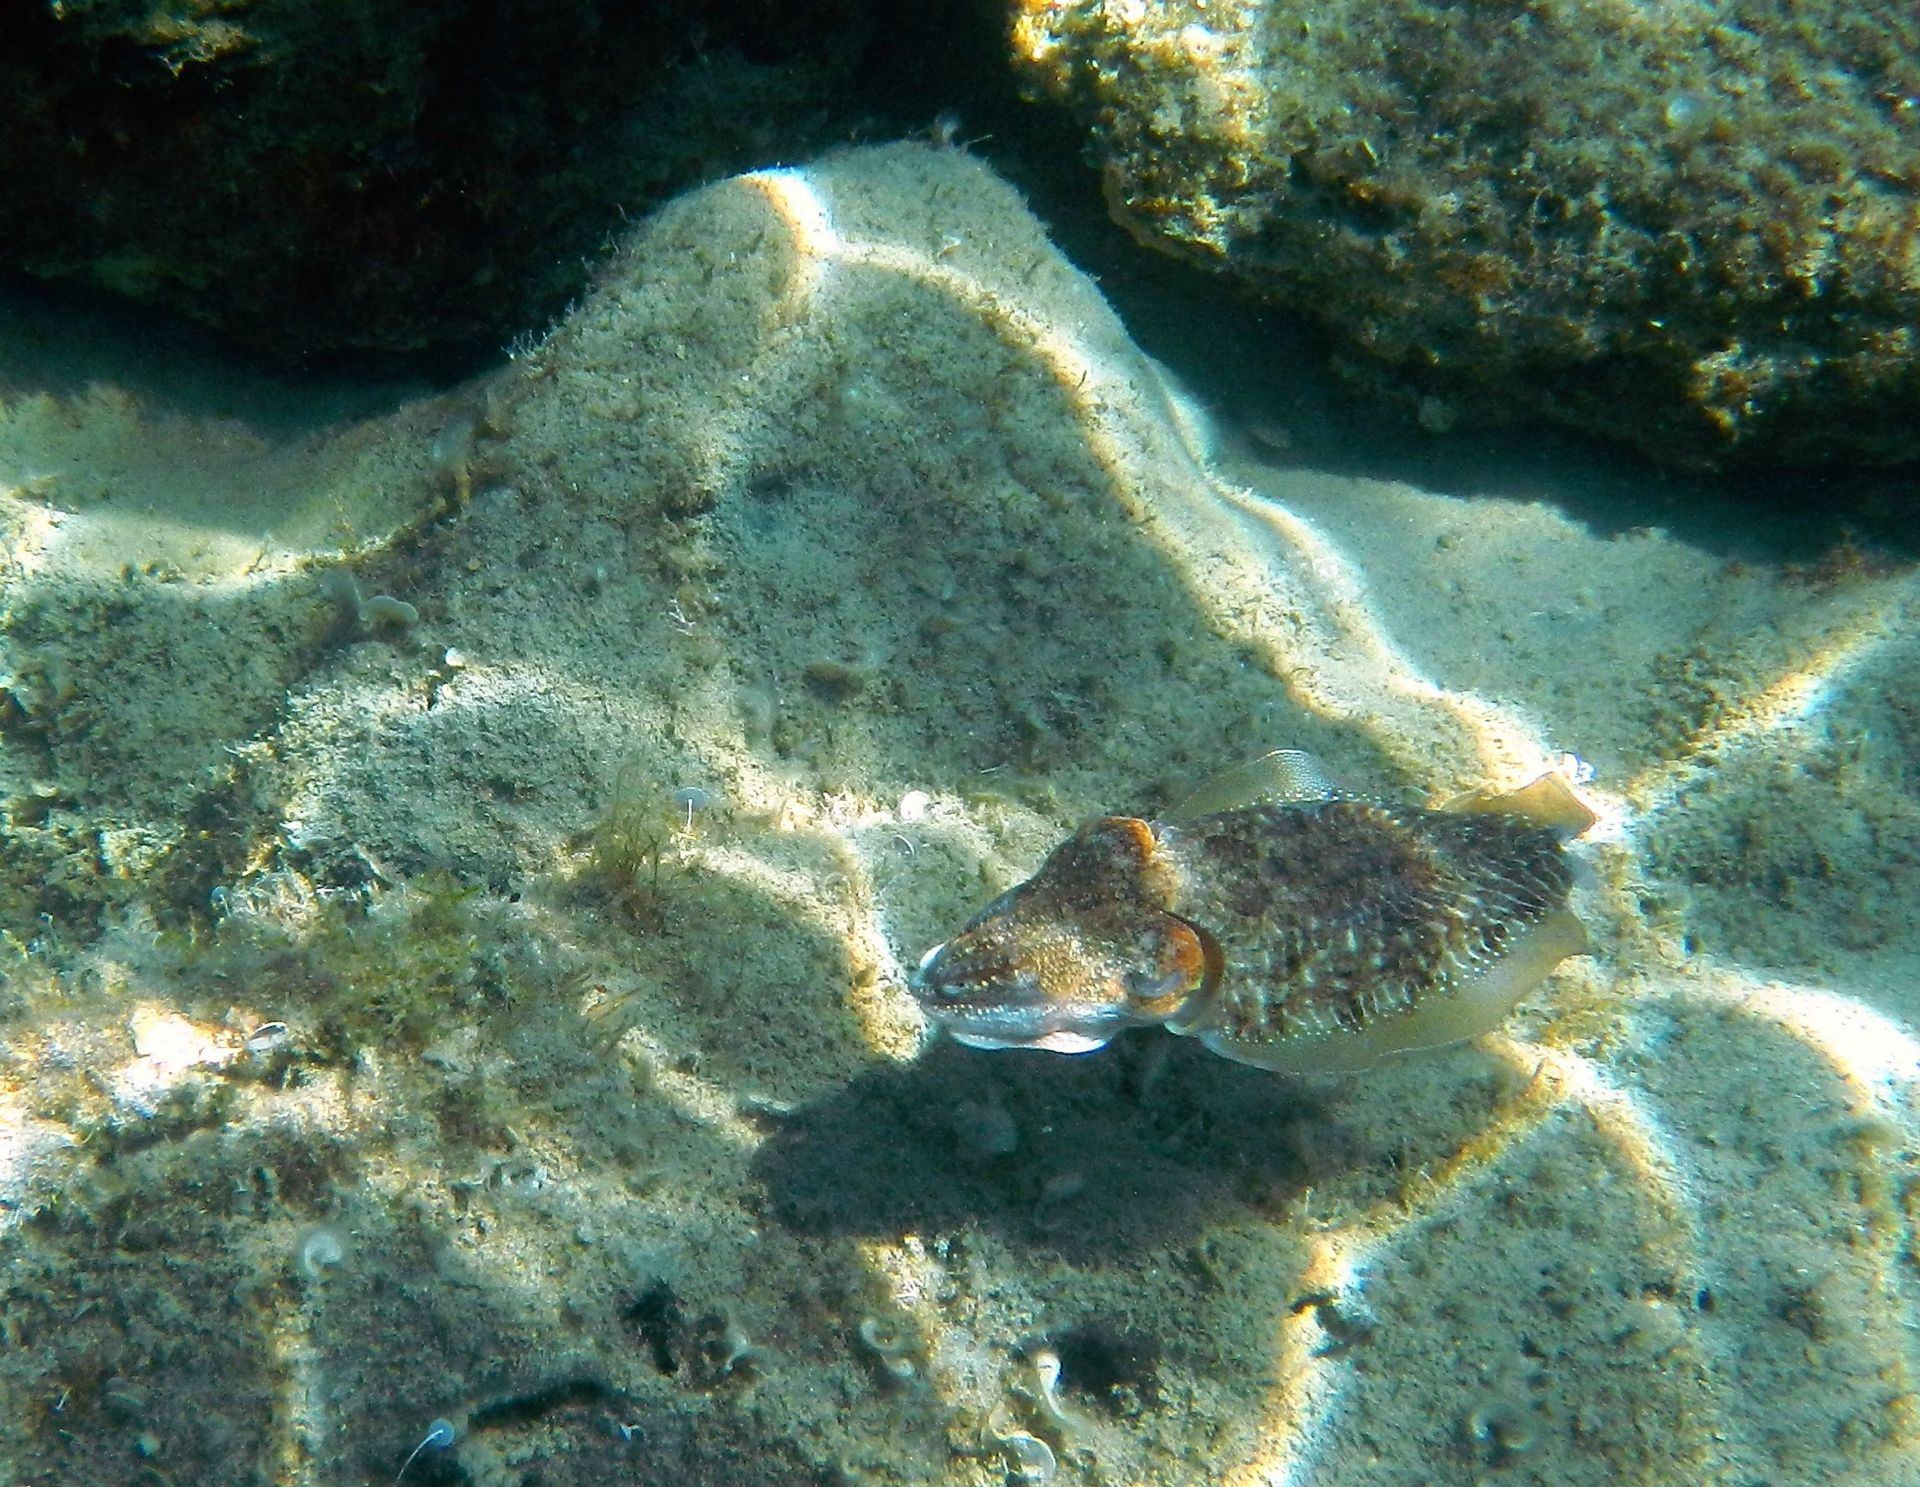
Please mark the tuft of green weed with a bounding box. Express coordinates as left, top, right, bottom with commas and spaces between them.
578, 763, 692, 930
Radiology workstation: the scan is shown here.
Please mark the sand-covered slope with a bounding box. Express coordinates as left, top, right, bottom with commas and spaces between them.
1, 142, 1916, 1487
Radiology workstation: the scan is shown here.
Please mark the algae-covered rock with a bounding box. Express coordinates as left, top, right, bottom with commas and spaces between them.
1014, 0, 1920, 469
0, 0, 870, 357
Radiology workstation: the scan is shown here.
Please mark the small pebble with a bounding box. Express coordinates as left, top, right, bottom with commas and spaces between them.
296, 1225, 347, 1280
244, 1022, 290, 1054
858, 1316, 918, 1379
360, 593, 419, 630
951, 1099, 1019, 1162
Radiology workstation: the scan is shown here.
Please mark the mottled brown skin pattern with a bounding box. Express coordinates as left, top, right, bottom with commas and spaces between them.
1156, 802, 1573, 1049
911, 791, 1579, 1065
909, 817, 1211, 1051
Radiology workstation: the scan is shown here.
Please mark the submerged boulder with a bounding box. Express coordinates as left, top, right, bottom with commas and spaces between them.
1015, 0, 1920, 469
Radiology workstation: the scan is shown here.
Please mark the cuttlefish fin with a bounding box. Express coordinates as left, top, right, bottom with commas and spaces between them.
1171, 749, 1597, 840
1167, 749, 1339, 823
1440, 771, 1597, 840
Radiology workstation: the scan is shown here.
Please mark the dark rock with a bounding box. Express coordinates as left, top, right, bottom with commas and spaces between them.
0, 0, 871, 359
1015, 0, 1920, 470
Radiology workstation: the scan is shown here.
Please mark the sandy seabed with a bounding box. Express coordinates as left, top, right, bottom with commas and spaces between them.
1, 143, 1917, 1487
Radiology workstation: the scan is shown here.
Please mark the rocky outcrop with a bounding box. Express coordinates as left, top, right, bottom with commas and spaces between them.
0, 0, 869, 358
1014, 0, 1920, 468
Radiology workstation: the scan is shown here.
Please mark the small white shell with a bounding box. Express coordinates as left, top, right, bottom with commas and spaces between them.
1001, 1430, 1056, 1483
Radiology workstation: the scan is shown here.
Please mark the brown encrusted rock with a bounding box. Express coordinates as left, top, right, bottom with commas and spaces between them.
1013, 0, 1920, 469
0, 0, 869, 358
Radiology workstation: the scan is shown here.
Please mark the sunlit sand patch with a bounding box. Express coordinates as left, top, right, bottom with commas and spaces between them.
732, 163, 1572, 809
271, 657, 615, 867
1673, 969, 1920, 1116
0, 1092, 77, 1238
1624, 574, 1920, 818
680, 827, 922, 1063
0, 384, 447, 585
1221, 1027, 1719, 1482
1222, 1229, 1384, 1487
1199, 480, 1573, 787
0, 492, 66, 581
667, 748, 996, 1062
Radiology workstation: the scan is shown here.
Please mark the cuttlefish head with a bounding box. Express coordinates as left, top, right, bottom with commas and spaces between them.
909, 816, 1219, 1054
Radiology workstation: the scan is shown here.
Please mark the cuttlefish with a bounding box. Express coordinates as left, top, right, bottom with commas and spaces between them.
909, 751, 1593, 1074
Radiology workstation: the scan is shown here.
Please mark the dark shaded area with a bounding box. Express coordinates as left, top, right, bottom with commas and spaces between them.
1049, 1324, 1165, 1410
0, 0, 1025, 402
624, 1282, 687, 1377
468, 1375, 616, 1430
0, 0, 877, 365
2, 1124, 358, 1485
0, 276, 448, 435
751, 1034, 1328, 1264
1190, 311, 1920, 567
3, 0, 1909, 555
